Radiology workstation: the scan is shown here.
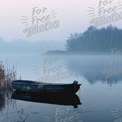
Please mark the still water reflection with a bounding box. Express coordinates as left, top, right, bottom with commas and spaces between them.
0, 55, 122, 122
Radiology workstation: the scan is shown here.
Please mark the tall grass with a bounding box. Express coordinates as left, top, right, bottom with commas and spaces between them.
0, 63, 16, 92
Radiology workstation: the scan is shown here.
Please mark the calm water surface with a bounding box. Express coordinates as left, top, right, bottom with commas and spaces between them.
0, 54, 122, 122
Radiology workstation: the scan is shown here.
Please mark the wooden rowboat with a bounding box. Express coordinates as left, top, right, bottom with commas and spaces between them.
12, 80, 81, 94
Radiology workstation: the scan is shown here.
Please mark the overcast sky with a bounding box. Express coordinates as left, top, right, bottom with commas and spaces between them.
0, 0, 122, 44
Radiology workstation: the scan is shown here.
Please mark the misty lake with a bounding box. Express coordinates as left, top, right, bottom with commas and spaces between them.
0, 53, 122, 122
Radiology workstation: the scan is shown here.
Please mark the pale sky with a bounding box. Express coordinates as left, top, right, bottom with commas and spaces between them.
0, 0, 122, 43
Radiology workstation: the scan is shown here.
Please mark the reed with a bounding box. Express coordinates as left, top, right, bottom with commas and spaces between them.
0, 62, 16, 92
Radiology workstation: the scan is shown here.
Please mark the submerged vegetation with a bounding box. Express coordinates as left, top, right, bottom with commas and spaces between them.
0, 62, 16, 92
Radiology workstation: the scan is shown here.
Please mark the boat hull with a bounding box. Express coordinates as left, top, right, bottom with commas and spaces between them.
12, 80, 81, 94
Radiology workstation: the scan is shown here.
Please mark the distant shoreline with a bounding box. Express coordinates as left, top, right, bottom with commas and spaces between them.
45, 50, 122, 55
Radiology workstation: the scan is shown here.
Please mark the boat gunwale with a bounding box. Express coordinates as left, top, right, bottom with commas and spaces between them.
12, 81, 81, 86
12, 82, 81, 86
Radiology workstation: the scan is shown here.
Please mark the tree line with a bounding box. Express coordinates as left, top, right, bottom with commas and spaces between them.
66, 25, 122, 53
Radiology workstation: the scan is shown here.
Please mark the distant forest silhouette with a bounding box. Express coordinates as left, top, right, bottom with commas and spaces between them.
66, 25, 122, 53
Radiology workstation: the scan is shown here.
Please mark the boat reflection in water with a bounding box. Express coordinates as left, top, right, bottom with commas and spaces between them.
12, 91, 81, 108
